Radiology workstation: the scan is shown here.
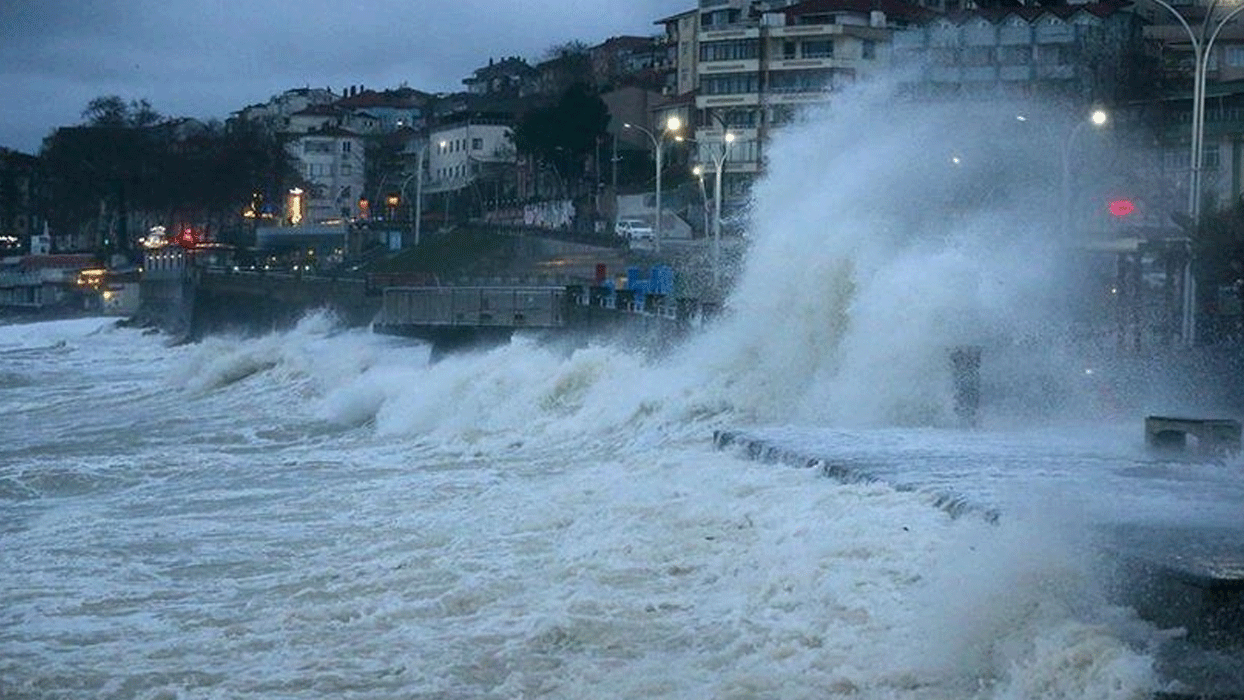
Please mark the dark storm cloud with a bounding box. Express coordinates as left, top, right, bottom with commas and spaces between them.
0, 0, 689, 153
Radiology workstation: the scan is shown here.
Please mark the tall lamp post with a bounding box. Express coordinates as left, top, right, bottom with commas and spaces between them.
692, 165, 710, 240
706, 131, 736, 289
624, 115, 682, 253
1060, 108, 1108, 239
1148, 0, 1244, 345
398, 142, 429, 247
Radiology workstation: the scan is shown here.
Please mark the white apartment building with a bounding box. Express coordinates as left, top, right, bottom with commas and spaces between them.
426, 120, 515, 195
284, 128, 366, 225
691, 0, 905, 195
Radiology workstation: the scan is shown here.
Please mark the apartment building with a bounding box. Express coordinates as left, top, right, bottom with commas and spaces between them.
662, 0, 927, 200
284, 128, 366, 224
425, 117, 517, 214
0, 148, 40, 254
892, 0, 1147, 104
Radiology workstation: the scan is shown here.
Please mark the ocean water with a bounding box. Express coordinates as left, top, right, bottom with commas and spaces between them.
0, 315, 1169, 700
0, 85, 1200, 699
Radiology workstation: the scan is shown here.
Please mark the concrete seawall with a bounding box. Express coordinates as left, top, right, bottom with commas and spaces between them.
134, 270, 381, 340
713, 425, 1244, 696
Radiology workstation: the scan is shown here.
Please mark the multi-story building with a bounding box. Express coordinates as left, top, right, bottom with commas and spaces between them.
681, 0, 926, 201
284, 128, 366, 224
334, 86, 429, 133
892, 0, 1148, 105
426, 117, 516, 213
656, 9, 701, 96
230, 87, 338, 134
464, 57, 538, 97
0, 148, 40, 254
590, 36, 665, 91
1132, 0, 1244, 215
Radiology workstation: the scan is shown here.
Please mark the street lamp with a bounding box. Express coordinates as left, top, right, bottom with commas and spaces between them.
624, 115, 682, 253
398, 142, 430, 247
1150, 0, 1244, 221
1060, 108, 1108, 239
692, 165, 710, 240
1147, 0, 1244, 345
706, 131, 736, 290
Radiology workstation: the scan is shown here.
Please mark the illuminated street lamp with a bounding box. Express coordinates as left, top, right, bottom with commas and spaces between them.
691, 165, 710, 240
1060, 108, 1108, 238
624, 115, 682, 253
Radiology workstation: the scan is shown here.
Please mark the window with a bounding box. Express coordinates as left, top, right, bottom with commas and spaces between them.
803, 40, 834, 58
798, 13, 834, 25
1227, 46, 1244, 68
783, 41, 797, 60
1000, 45, 1030, 64
1035, 44, 1064, 64
963, 46, 992, 65
862, 40, 876, 60
303, 140, 333, 154
701, 39, 759, 62
1204, 144, 1220, 170
341, 141, 352, 153
716, 109, 758, 128
701, 72, 760, 95
472, 138, 483, 150
768, 69, 832, 93
341, 163, 353, 176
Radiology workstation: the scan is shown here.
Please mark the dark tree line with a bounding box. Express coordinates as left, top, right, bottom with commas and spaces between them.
40, 95, 300, 257
510, 83, 610, 199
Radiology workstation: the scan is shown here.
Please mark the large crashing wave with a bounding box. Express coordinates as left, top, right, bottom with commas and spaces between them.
186, 83, 1133, 442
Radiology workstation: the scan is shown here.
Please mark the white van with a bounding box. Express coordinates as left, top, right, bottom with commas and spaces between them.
615, 218, 655, 241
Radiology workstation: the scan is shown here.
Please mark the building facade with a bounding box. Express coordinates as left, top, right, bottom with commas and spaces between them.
427, 119, 516, 205
0, 148, 40, 254
285, 128, 367, 225
681, 0, 925, 200
891, 0, 1148, 105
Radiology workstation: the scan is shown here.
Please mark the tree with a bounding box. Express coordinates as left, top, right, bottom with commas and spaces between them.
81, 95, 162, 128
511, 84, 610, 198
43, 96, 301, 256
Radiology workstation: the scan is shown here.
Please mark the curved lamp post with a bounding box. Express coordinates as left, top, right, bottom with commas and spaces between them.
1061, 108, 1108, 238
397, 142, 430, 246
1144, 0, 1244, 345
691, 165, 710, 242
707, 131, 735, 289
624, 115, 682, 253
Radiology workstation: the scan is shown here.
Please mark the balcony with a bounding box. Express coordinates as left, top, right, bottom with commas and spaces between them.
1035, 24, 1073, 44
767, 24, 842, 38
1035, 64, 1074, 79
999, 64, 1032, 81
696, 93, 760, 108
698, 59, 761, 73
962, 65, 997, 81
999, 26, 1032, 45
767, 57, 847, 71
763, 91, 833, 105
699, 26, 761, 41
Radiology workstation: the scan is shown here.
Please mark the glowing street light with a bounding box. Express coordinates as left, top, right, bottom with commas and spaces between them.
692, 165, 710, 240
624, 115, 682, 253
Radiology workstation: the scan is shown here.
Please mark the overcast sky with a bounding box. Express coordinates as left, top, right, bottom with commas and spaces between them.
0, 0, 690, 154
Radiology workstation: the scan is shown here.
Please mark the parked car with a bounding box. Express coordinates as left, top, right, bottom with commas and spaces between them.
615, 218, 655, 241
